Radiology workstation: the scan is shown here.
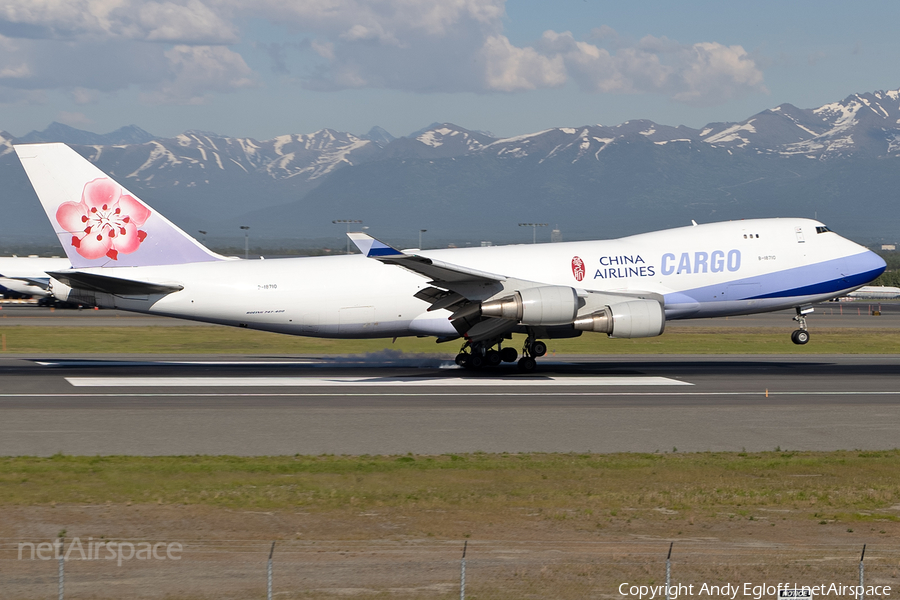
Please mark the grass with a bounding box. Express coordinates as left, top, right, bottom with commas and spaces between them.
1, 325, 899, 354
7, 452, 898, 598
3, 451, 900, 523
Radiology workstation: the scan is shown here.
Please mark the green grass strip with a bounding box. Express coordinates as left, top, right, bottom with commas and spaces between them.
2, 452, 900, 521
1, 325, 899, 354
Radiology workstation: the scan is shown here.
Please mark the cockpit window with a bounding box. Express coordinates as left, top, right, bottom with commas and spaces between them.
815, 226, 832, 234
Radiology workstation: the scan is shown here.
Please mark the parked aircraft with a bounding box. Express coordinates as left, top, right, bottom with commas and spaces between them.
15, 143, 886, 371
0, 256, 71, 298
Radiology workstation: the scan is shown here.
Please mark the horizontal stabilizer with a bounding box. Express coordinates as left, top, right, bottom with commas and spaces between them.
48, 271, 184, 295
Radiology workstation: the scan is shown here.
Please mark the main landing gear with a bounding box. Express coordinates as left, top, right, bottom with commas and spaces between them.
455, 336, 548, 372
516, 336, 546, 373
790, 306, 813, 345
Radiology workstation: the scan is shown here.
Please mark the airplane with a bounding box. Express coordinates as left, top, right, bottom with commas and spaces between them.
14, 142, 886, 371
0, 256, 71, 298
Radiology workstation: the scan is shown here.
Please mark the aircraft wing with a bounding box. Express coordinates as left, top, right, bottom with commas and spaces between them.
348, 232, 507, 308
348, 233, 506, 285
348, 233, 510, 336
47, 271, 184, 295
0, 275, 51, 290
0, 276, 53, 298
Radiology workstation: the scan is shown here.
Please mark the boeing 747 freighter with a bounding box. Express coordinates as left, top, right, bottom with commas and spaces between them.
15, 143, 886, 371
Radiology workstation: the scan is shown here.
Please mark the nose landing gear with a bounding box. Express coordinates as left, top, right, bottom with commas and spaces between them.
790, 305, 813, 345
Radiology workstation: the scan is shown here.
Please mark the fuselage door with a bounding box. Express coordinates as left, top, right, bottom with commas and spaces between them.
795, 226, 805, 243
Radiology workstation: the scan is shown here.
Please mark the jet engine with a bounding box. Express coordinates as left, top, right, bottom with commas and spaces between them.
573, 299, 665, 338
48, 277, 99, 307
480, 286, 579, 326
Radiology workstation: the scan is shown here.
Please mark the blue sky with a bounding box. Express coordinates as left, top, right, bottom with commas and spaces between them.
2, 0, 898, 140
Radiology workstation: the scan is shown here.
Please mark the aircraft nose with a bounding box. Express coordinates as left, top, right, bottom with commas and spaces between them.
847, 249, 886, 283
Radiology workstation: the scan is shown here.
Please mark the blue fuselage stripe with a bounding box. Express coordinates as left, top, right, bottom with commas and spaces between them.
664, 251, 885, 306
748, 267, 885, 299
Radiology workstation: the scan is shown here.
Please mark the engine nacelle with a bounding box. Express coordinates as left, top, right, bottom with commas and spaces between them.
49, 277, 99, 307
481, 286, 579, 326
573, 299, 665, 338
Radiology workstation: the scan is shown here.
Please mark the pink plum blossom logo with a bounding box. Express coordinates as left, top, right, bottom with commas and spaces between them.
56, 178, 151, 261
571, 256, 585, 282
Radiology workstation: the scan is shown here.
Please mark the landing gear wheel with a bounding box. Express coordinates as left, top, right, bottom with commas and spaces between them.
500, 347, 518, 363
517, 356, 537, 373
455, 353, 469, 366
791, 330, 809, 345
486, 350, 502, 367
530, 340, 547, 357
468, 354, 485, 369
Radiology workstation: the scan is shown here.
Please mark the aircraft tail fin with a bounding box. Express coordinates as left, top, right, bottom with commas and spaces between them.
15, 143, 224, 268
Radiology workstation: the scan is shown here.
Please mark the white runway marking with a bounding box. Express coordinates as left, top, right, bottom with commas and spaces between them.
64, 376, 692, 388
36, 360, 323, 367
3, 391, 900, 398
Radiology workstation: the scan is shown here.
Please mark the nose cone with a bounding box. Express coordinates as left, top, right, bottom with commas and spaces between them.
848, 249, 886, 285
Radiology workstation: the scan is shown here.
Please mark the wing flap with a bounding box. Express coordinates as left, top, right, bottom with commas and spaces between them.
413, 287, 468, 312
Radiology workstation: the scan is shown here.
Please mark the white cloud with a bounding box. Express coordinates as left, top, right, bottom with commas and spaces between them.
268, 4, 764, 102
481, 35, 566, 92
671, 42, 766, 105
56, 110, 93, 127
0, 1, 248, 105
0, 0, 237, 43
70, 87, 104, 104
0, 0, 765, 107
143, 44, 256, 104
113, 0, 239, 44
220, 0, 505, 40
528, 30, 765, 104
0, 62, 31, 79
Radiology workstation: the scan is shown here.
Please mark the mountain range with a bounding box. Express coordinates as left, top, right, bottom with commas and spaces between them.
2, 88, 900, 249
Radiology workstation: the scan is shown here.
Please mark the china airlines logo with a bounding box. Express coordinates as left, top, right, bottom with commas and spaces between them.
571, 256, 585, 282
55, 178, 150, 261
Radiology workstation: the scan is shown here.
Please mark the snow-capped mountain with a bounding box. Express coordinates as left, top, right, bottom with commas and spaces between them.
361, 126, 395, 148
376, 123, 495, 159
0, 125, 384, 239
472, 89, 900, 162
18, 122, 155, 146
0, 131, 15, 158
87, 128, 380, 188
4, 87, 900, 247
480, 121, 700, 163
696, 90, 900, 158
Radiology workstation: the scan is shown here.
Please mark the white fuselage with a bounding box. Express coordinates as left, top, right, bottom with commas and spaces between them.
50, 218, 884, 339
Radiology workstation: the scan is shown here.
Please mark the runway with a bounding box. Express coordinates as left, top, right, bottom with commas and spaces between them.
1, 353, 899, 455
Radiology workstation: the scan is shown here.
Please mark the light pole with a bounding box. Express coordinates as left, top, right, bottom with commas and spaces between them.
239, 225, 250, 259
419, 229, 427, 249
518, 222, 548, 244
198, 230, 207, 245
333, 219, 363, 254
